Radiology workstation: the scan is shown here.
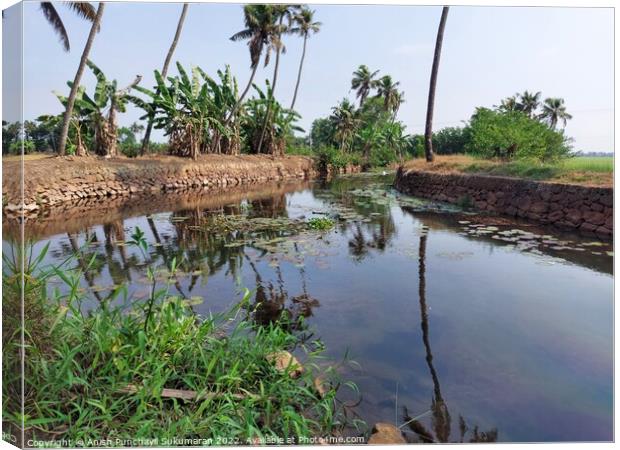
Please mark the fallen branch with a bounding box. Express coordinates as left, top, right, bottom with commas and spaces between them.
117, 384, 250, 401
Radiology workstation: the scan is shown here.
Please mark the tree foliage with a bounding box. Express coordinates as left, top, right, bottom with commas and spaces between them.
242, 82, 303, 155
464, 108, 571, 161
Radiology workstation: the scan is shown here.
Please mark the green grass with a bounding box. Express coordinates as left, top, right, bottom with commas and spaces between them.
461, 156, 613, 184
463, 159, 562, 180
2, 231, 364, 446
560, 156, 613, 173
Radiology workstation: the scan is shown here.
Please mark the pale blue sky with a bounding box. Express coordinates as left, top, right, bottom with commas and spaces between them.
3, 2, 615, 151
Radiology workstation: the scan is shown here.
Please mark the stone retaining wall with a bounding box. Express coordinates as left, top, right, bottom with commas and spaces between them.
2, 155, 360, 216
395, 168, 613, 238
3, 155, 361, 218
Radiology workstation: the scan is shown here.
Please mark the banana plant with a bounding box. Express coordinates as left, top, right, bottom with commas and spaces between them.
200, 66, 241, 155
54, 85, 95, 156
55, 60, 141, 156
129, 62, 234, 159
242, 81, 303, 155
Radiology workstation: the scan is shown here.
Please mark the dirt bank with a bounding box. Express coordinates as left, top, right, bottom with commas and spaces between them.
395, 166, 613, 238
3, 154, 328, 217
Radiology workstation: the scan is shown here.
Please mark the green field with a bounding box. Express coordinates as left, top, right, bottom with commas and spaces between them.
561, 156, 613, 173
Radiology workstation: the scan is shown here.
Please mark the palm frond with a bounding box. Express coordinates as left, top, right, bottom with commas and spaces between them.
40, 2, 70, 51
230, 29, 253, 42
65, 2, 97, 22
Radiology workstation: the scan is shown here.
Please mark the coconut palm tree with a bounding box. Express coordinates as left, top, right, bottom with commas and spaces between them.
351, 65, 380, 107
256, 4, 298, 154
330, 98, 358, 152
516, 90, 541, 118
497, 95, 518, 112
375, 75, 401, 116
39, 2, 97, 52
289, 8, 321, 109
141, 3, 189, 155
228, 5, 278, 124
424, 6, 449, 163
57, 2, 105, 156
540, 97, 572, 129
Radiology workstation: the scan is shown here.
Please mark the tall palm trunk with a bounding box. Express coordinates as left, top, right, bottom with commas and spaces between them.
57, 2, 105, 156
290, 33, 307, 110
141, 3, 189, 156
424, 6, 449, 163
257, 17, 285, 155
256, 50, 280, 154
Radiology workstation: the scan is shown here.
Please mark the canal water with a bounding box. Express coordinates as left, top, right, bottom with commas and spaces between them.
5, 173, 613, 442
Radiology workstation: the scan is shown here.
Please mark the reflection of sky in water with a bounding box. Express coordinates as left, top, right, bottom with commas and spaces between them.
5, 175, 613, 442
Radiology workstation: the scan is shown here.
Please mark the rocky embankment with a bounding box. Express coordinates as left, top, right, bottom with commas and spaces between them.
395, 167, 613, 238
2, 155, 360, 218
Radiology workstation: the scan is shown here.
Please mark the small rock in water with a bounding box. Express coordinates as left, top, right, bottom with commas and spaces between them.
368, 423, 406, 444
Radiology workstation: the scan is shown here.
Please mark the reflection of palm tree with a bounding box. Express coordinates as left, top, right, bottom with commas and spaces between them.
347, 208, 396, 260
290, 246, 320, 319
147, 215, 188, 298
67, 232, 103, 302
243, 252, 319, 329
404, 234, 498, 443
103, 220, 131, 283
248, 193, 288, 219
244, 254, 286, 326
348, 223, 369, 261
416, 234, 451, 441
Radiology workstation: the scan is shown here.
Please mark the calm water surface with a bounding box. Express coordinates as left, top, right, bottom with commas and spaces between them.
5, 174, 613, 443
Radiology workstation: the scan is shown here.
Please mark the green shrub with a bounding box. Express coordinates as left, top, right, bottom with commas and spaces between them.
316, 146, 349, 170
8, 139, 35, 154
146, 142, 170, 154
433, 126, 469, 155
285, 144, 314, 156
348, 152, 363, 166
369, 145, 397, 167
120, 141, 142, 158
310, 117, 337, 149
406, 135, 425, 158
464, 108, 571, 161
